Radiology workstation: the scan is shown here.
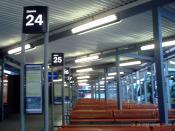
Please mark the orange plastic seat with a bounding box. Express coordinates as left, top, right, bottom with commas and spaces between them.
59, 126, 151, 131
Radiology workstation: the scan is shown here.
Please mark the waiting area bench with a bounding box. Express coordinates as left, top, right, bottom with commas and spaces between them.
60, 126, 151, 131
113, 109, 159, 123
60, 125, 175, 131
70, 110, 114, 123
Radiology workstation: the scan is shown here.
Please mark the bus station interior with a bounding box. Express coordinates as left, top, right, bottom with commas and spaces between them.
0, 0, 175, 131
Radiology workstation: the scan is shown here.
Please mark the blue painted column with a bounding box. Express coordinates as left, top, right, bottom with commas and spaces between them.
91, 84, 94, 99
165, 61, 171, 109
130, 75, 134, 102
151, 64, 155, 104
0, 60, 3, 121
116, 49, 122, 110
104, 68, 107, 101
152, 7, 168, 124
20, 34, 26, 131
95, 84, 97, 99
143, 71, 147, 103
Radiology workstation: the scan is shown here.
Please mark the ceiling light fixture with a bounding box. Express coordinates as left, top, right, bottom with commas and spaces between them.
78, 21, 121, 35
8, 44, 31, 55
140, 40, 175, 51
120, 61, 141, 67
75, 55, 99, 63
76, 68, 93, 73
77, 76, 90, 79
108, 72, 124, 76
78, 83, 89, 86
71, 14, 118, 34
78, 79, 88, 83
170, 61, 175, 65
53, 79, 62, 82
102, 76, 115, 80
14, 46, 36, 55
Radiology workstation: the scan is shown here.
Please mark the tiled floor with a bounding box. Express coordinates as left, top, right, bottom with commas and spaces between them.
0, 105, 68, 131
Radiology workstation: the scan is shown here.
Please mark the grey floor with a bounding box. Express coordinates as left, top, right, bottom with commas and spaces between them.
0, 105, 67, 131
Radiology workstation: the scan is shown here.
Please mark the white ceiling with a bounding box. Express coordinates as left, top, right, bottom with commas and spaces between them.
1, 0, 175, 71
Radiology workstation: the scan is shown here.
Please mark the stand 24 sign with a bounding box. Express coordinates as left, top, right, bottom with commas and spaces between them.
23, 6, 48, 33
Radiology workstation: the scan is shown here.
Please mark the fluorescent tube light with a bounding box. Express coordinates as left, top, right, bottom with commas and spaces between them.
53, 79, 62, 82
163, 40, 175, 47
4, 70, 12, 75
14, 47, 36, 55
107, 76, 115, 80
141, 44, 154, 51
120, 61, 141, 67
108, 72, 124, 76
77, 76, 90, 79
140, 40, 175, 51
76, 68, 93, 73
75, 55, 99, 63
78, 83, 89, 86
8, 44, 31, 55
102, 76, 115, 80
3, 80, 8, 83
78, 79, 88, 83
147, 72, 151, 75
100, 81, 105, 85
71, 14, 118, 34
78, 21, 121, 35
170, 61, 175, 65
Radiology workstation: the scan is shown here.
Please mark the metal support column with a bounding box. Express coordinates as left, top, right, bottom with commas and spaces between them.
130, 75, 134, 102
51, 68, 54, 130
95, 84, 97, 99
44, 29, 49, 131
165, 62, 171, 109
62, 67, 65, 125
104, 68, 107, 101
98, 77, 100, 100
91, 84, 93, 99
116, 49, 122, 110
122, 79, 126, 101
0, 60, 3, 121
136, 71, 140, 103
151, 64, 155, 104
20, 34, 26, 131
152, 7, 168, 124
67, 72, 71, 123
143, 71, 147, 103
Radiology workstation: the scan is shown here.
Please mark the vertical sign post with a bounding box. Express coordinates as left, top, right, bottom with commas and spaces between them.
65, 67, 70, 123
52, 53, 65, 125
22, 6, 48, 131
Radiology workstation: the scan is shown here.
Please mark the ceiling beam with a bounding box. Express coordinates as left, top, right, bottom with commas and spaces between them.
121, 53, 154, 62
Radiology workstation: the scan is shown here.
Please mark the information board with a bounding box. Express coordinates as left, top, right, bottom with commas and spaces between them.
53, 82, 62, 104
25, 64, 43, 114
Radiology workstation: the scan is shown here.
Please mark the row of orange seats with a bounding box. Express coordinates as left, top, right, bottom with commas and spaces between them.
59, 125, 175, 131
70, 109, 175, 123
74, 99, 157, 110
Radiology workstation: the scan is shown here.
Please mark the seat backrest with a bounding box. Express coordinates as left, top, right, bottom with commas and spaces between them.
70, 110, 113, 119
114, 109, 157, 119
74, 105, 116, 110
168, 109, 175, 118
59, 126, 151, 131
152, 125, 175, 131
